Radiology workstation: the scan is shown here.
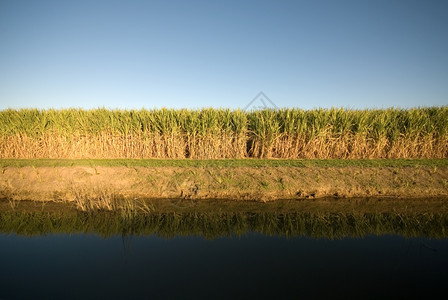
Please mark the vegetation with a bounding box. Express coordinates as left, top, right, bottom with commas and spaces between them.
1, 158, 447, 168
1, 107, 447, 159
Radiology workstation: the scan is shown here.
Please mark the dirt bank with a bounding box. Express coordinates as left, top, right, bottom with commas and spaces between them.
1, 165, 447, 202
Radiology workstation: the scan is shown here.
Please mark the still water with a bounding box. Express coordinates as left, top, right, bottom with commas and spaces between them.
1, 199, 448, 299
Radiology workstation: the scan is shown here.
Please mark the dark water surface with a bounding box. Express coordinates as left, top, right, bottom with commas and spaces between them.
1, 233, 448, 299
1, 198, 448, 299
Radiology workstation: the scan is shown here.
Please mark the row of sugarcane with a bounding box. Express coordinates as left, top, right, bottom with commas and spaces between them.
0, 107, 447, 158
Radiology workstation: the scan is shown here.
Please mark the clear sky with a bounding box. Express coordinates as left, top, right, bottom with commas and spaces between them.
1, 0, 447, 110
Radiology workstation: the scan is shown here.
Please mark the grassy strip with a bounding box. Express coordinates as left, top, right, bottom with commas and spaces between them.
0, 158, 447, 168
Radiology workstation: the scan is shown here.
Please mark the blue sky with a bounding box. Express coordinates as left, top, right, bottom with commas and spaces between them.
1, 0, 447, 110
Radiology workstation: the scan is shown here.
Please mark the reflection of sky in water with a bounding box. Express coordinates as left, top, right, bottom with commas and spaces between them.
0, 233, 447, 299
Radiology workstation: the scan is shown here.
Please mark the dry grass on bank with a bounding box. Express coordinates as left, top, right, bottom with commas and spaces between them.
1, 165, 447, 202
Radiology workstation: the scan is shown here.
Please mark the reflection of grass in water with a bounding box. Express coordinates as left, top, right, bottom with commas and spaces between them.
72, 190, 154, 217
1, 210, 447, 239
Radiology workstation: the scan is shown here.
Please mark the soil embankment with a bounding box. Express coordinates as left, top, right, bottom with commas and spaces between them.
1, 165, 447, 201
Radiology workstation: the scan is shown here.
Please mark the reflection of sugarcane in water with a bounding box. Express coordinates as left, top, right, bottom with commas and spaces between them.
1, 205, 447, 240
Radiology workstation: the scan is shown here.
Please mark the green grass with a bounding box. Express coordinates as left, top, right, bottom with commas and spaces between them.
0, 158, 447, 168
